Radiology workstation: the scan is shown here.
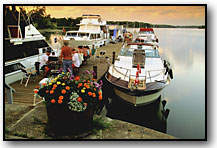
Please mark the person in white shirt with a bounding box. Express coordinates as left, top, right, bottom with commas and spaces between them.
40, 49, 51, 77
72, 49, 81, 75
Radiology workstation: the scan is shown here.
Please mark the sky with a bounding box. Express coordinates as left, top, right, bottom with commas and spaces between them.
23, 6, 205, 26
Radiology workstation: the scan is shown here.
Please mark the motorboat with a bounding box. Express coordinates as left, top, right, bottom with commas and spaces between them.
135, 28, 159, 45
63, 14, 110, 49
4, 8, 55, 84
105, 42, 173, 106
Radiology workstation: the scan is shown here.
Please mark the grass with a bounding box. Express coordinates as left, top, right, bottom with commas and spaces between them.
91, 116, 112, 134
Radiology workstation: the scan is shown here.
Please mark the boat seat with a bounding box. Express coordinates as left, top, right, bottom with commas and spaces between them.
132, 49, 145, 68
20, 68, 37, 87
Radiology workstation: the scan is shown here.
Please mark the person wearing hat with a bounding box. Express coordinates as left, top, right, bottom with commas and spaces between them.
40, 48, 52, 77
59, 40, 73, 75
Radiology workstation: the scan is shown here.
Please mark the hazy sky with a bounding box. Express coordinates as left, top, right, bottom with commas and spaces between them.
24, 6, 205, 25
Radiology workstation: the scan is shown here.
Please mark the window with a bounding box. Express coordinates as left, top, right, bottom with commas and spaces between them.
5, 63, 25, 74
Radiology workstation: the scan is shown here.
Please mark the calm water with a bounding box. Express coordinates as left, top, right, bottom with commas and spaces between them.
45, 28, 205, 139
154, 28, 205, 139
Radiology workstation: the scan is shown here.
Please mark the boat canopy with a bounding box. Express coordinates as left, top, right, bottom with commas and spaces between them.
139, 28, 154, 32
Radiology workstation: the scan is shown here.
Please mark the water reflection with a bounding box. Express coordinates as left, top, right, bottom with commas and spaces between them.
105, 95, 170, 133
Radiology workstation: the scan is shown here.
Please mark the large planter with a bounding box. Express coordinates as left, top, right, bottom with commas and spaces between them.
46, 104, 94, 134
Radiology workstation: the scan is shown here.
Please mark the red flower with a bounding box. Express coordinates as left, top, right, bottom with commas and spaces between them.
53, 84, 57, 88
51, 99, 55, 103
34, 90, 38, 94
46, 90, 49, 93
77, 97, 82, 102
74, 76, 80, 81
99, 95, 102, 100
84, 103, 88, 106
61, 89, 66, 94
59, 96, 64, 100
50, 90, 54, 94
88, 92, 92, 96
98, 91, 102, 96
65, 86, 70, 90
58, 99, 63, 104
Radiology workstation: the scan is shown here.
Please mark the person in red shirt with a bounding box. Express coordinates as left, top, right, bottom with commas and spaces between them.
59, 40, 73, 75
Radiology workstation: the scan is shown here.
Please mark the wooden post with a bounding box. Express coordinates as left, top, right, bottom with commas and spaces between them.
5, 83, 16, 104
93, 66, 97, 80
112, 52, 115, 64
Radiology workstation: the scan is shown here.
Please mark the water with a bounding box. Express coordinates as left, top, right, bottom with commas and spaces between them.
155, 28, 205, 139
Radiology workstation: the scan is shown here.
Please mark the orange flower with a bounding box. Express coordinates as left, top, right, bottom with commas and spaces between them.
74, 76, 80, 81
53, 84, 57, 88
58, 99, 63, 104
61, 89, 66, 94
87, 80, 90, 83
77, 97, 82, 102
88, 92, 92, 96
46, 90, 49, 93
65, 86, 70, 90
52, 87, 56, 90
94, 88, 96, 91
98, 91, 102, 96
85, 85, 90, 89
51, 99, 55, 103
92, 78, 96, 81
34, 90, 38, 94
50, 90, 54, 94
99, 95, 102, 100
42, 83, 46, 86
77, 83, 83, 88
83, 83, 87, 87
92, 93, 96, 98
59, 96, 64, 100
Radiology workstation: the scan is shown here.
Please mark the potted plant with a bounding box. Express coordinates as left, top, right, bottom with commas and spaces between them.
34, 71, 103, 133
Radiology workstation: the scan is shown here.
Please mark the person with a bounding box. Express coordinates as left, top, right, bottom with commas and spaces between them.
59, 40, 73, 75
40, 48, 51, 77
72, 48, 81, 75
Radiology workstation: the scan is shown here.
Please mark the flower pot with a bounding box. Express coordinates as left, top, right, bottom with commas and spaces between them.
46, 104, 94, 134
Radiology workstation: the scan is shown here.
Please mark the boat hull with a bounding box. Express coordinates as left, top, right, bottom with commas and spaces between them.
114, 88, 162, 106
105, 72, 166, 106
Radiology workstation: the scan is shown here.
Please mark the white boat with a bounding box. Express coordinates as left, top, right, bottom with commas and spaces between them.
135, 28, 159, 46
5, 24, 54, 84
63, 14, 110, 49
105, 42, 173, 106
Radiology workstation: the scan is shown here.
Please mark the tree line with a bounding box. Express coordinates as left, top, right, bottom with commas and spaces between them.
4, 6, 205, 34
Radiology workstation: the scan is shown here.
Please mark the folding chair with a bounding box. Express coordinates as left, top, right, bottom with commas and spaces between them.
20, 68, 37, 87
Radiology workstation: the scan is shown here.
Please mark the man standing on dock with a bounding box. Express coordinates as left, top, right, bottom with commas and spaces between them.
59, 40, 73, 76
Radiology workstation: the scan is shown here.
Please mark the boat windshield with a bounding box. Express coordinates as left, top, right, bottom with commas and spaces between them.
140, 31, 154, 34
119, 47, 160, 58
78, 33, 89, 38
66, 32, 77, 37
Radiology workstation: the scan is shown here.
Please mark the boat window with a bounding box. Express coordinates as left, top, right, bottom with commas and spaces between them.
5, 63, 25, 74
90, 34, 96, 39
119, 48, 160, 58
5, 40, 47, 61
67, 32, 77, 37
78, 33, 89, 37
96, 34, 101, 39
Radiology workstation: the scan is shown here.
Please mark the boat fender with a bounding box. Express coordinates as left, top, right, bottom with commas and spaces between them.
162, 100, 167, 108
164, 109, 170, 119
168, 69, 173, 79
164, 66, 169, 75
163, 60, 167, 68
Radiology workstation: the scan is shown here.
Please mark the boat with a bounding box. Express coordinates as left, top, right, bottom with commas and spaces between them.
4, 9, 55, 84
108, 25, 125, 43
135, 28, 159, 45
105, 42, 173, 106
63, 14, 110, 49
